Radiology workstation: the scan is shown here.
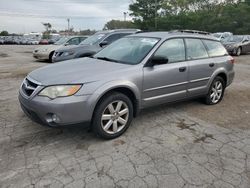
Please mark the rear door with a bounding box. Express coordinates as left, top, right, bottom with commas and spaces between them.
185, 38, 214, 96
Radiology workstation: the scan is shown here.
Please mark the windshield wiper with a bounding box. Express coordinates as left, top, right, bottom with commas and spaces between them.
96, 57, 118, 63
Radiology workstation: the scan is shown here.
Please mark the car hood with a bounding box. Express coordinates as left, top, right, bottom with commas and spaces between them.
28, 57, 131, 85
35, 45, 62, 52
55, 44, 93, 52
223, 42, 239, 46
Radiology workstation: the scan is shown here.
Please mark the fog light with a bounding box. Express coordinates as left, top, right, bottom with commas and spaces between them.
46, 113, 60, 124
52, 114, 60, 123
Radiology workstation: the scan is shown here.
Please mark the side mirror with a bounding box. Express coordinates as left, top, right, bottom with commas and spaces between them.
64, 42, 70, 46
149, 56, 168, 66
99, 41, 109, 47
243, 40, 249, 43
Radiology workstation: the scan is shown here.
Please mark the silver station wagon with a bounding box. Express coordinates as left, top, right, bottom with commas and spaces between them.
19, 31, 235, 139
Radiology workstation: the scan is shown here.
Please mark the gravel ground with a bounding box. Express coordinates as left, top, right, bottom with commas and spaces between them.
0, 45, 250, 188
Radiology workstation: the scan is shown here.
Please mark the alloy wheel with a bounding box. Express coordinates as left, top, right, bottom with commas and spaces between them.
210, 81, 223, 104
101, 100, 129, 134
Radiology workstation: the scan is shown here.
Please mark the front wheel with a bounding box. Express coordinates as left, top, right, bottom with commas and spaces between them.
92, 92, 133, 139
205, 77, 225, 105
235, 47, 241, 56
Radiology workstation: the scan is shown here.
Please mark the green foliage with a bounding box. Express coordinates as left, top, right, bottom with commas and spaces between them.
0, 31, 9, 36
129, 0, 250, 34
103, 20, 136, 30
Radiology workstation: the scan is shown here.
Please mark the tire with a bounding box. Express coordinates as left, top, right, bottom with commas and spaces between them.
205, 76, 226, 105
92, 92, 133, 139
236, 47, 241, 56
49, 51, 54, 63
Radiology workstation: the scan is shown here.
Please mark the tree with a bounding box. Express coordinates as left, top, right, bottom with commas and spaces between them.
0, 31, 9, 36
129, 0, 164, 30
103, 20, 136, 30
129, 0, 250, 34
42, 23, 52, 32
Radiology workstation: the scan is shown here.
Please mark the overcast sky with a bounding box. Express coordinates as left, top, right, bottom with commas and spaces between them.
0, 0, 132, 34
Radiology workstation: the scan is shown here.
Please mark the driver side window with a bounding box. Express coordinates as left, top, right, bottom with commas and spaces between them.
67, 37, 80, 45
154, 38, 185, 63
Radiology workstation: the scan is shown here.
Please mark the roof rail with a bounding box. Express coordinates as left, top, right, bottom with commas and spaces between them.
170, 30, 211, 35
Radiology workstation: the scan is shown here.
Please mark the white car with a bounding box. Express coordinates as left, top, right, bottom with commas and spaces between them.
33, 36, 87, 62
213, 32, 233, 42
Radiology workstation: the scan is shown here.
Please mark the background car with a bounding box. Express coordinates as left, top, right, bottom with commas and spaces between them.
213, 32, 232, 42
33, 36, 88, 62
52, 29, 140, 63
223, 35, 250, 56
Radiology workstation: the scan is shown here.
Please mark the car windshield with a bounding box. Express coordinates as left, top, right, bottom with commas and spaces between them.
213, 33, 222, 38
93, 37, 160, 65
80, 33, 106, 45
227, 36, 244, 43
54, 37, 69, 45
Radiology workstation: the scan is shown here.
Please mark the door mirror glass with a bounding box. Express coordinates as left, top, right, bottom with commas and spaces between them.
99, 41, 109, 47
150, 56, 168, 65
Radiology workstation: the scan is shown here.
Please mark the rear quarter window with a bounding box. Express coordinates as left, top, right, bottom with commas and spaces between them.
185, 38, 209, 60
203, 40, 228, 57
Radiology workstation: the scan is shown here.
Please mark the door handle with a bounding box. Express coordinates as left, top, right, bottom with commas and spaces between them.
179, 67, 187, 72
209, 63, 215, 67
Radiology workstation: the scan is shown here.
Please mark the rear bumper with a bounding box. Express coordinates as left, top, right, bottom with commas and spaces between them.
19, 91, 93, 127
227, 70, 235, 87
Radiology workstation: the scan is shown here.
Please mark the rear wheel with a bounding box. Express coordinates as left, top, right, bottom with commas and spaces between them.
92, 92, 133, 139
205, 77, 225, 105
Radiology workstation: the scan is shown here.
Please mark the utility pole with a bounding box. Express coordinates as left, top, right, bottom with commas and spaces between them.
155, 0, 158, 30
123, 12, 128, 21
67, 18, 70, 35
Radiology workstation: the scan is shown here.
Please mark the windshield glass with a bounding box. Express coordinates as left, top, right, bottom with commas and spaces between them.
54, 37, 69, 45
94, 37, 160, 65
213, 33, 222, 38
80, 33, 106, 45
227, 36, 244, 43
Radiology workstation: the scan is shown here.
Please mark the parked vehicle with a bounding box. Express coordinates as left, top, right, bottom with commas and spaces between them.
19, 31, 235, 139
0, 37, 4, 44
52, 29, 140, 63
39, 39, 49, 45
33, 36, 88, 62
213, 32, 232, 42
223, 35, 250, 56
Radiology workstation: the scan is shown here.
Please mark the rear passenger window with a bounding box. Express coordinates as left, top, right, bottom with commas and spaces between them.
154, 38, 185, 63
203, 40, 228, 57
185, 38, 208, 60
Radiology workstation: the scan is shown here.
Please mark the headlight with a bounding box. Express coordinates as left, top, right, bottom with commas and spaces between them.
62, 51, 75, 56
38, 85, 82, 99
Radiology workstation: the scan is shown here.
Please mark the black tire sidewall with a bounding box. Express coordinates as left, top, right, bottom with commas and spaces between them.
236, 47, 241, 56
205, 77, 226, 105
92, 92, 133, 139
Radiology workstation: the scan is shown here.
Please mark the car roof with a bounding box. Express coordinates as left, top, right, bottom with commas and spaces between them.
130, 31, 219, 41
95, 29, 141, 35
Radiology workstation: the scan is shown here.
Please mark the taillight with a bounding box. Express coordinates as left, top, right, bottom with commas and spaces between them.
229, 56, 235, 64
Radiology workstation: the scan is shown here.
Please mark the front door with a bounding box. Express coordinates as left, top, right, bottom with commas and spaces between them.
142, 38, 188, 107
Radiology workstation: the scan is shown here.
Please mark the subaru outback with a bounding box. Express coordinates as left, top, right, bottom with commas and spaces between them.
19, 31, 235, 139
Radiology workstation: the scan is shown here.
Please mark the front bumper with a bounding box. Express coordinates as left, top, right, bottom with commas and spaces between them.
33, 51, 49, 60
52, 53, 75, 63
19, 91, 93, 127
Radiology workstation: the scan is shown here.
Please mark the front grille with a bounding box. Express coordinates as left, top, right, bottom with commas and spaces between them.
22, 78, 38, 97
